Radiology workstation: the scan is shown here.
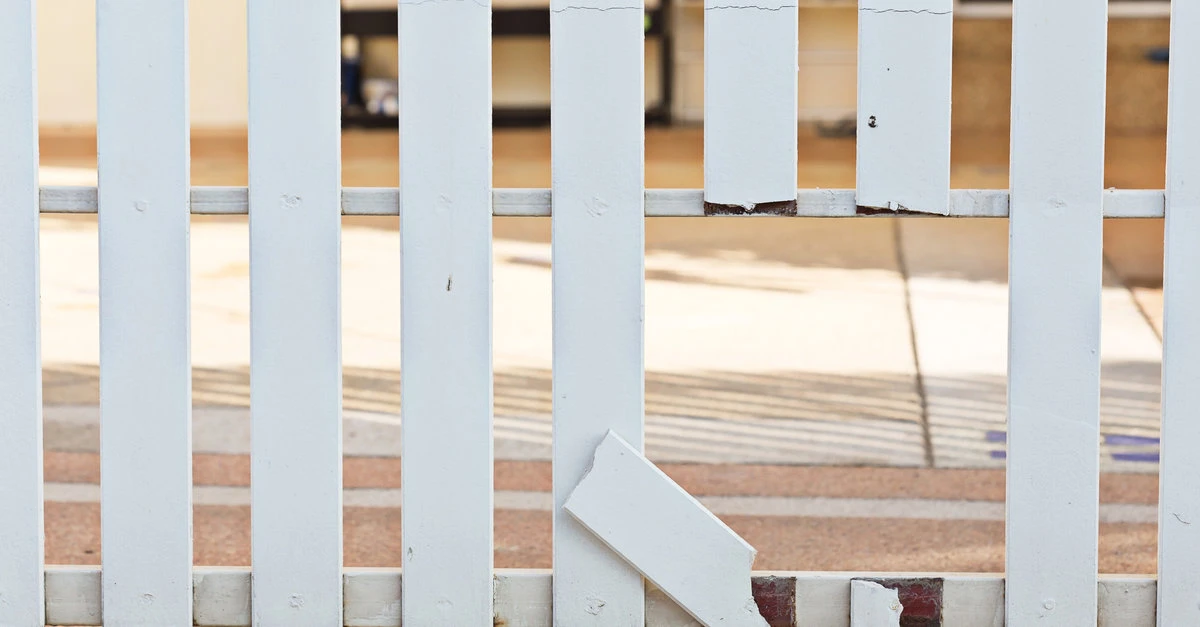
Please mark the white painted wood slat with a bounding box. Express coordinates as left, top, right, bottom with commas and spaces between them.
39, 568, 1170, 627
563, 432, 767, 627
550, 0, 646, 620
398, 0, 494, 621
1157, 0, 1200, 623
703, 0, 797, 213
1005, 0, 1108, 624
96, 1, 193, 624
0, 2, 43, 625
856, 0, 953, 215
247, 1, 344, 625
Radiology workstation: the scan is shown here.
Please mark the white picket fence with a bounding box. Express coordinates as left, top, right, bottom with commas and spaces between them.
0, 0, 1195, 625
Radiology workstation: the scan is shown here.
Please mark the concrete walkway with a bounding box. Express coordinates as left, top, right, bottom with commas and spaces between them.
31, 127, 1169, 572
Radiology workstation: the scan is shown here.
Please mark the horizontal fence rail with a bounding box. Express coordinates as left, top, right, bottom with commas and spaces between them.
4, 0, 1191, 621
39, 567, 1158, 627
36, 186, 1167, 218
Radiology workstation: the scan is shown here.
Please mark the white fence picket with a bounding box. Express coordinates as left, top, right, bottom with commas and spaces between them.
1158, 0, 1200, 623
96, 1, 192, 624
550, 0, 646, 620
247, 1, 344, 624
703, 0, 797, 213
1005, 0, 1108, 624
850, 581, 903, 627
398, 0, 494, 621
855, 0, 953, 215
0, 2, 43, 625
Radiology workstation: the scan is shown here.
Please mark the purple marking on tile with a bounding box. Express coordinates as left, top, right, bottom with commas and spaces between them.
985, 431, 1007, 443
1104, 434, 1161, 447
990, 450, 1007, 459
1112, 452, 1160, 463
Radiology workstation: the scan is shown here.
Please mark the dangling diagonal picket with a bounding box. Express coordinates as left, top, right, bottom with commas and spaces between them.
1158, 0, 1200, 623
1005, 0, 1108, 623
399, 0, 495, 621
96, 1, 193, 623
0, 2, 43, 625
550, 0, 648, 622
248, 1, 344, 624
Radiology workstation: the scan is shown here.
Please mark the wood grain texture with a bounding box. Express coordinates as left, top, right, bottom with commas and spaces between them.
550, 0, 647, 621
96, 1, 193, 624
1005, 0, 1108, 624
247, 1, 344, 625
398, 0, 495, 622
1157, 0, 1200, 623
0, 2, 43, 625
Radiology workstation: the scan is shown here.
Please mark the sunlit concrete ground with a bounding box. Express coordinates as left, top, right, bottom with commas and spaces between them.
34, 127, 1169, 571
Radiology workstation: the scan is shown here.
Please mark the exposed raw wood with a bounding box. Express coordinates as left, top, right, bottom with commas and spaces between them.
564, 432, 768, 627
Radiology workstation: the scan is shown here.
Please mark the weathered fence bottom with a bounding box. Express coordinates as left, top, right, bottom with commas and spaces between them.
41, 567, 1155, 626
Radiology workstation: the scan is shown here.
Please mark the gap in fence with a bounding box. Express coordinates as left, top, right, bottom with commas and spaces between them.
34, 124, 1168, 577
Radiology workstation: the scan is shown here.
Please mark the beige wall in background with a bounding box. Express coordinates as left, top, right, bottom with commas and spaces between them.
37, 0, 249, 129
